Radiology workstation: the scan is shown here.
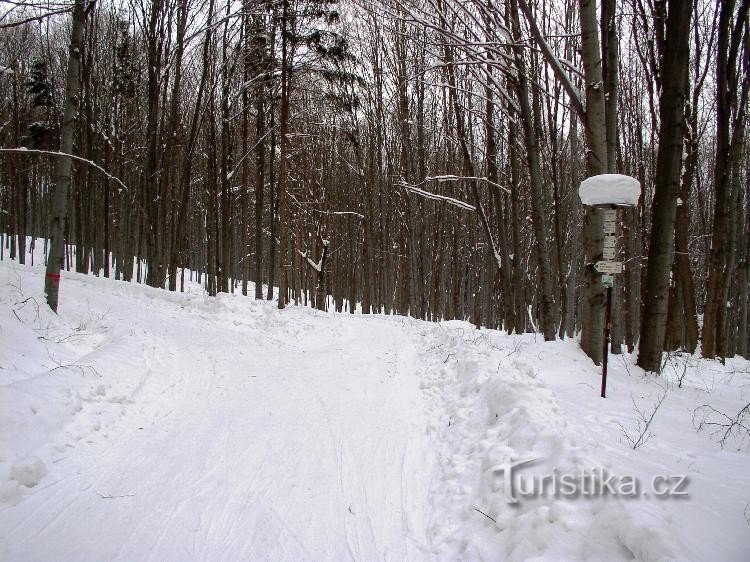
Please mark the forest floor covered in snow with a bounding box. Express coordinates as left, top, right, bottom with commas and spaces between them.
1, 256, 749, 561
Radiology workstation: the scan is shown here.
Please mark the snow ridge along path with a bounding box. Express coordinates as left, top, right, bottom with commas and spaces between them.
2, 259, 750, 561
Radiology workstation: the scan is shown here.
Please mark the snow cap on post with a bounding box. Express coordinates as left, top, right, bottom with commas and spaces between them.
578, 174, 641, 207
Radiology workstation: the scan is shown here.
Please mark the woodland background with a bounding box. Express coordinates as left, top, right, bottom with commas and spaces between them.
0, 0, 748, 372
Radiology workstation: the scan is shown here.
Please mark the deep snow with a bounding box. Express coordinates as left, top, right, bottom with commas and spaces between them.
1, 254, 749, 561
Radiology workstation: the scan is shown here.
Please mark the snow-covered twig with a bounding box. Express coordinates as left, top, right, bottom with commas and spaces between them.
400, 181, 476, 212
310, 209, 364, 219
12, 297, 39, 323
0, 148, 129, 193
424, 174, 510, 194
299, 240, 329, 273
300, 250, 323, 273
526, 305, 538, 334
399, 176, 504, 270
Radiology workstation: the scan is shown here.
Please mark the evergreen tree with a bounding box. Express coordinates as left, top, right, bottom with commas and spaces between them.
25, 58, 54, 148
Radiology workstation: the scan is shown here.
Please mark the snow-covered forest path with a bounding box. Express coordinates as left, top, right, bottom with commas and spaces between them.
3, 260, 750, 561
0, 265, 436, 561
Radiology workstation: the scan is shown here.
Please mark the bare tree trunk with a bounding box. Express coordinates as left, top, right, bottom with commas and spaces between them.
277, 0, 290, 309
578, 0, 608, 364
395, 22, 414, 316
45, 0, 88, 312
254, 25, 267, 300
703, 0, 750, 359
508, 105, 526, 333
509, 0, 556, 340
241, 3, 251, 297
564, 112, 580, 338
638, 0, 693, 373
266, 89, 277, 301
218, 1, 234, 294
673, 78, 701, 353
144, 0, 165, 288
602, 0, 624, 354
485, 72, 513, 332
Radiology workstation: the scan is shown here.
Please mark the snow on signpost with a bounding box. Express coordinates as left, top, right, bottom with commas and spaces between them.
578, 174, 640, 207
578, 174, 641, 398
577, 175, 641, 289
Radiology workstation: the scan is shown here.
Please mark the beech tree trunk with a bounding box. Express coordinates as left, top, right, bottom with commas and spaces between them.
637, 0, 693, 373
702, 0, 749, 359
277, 0, 290, 309
45, 0, 88, 312
509, 0, 556, 341
578, 0, 608, 364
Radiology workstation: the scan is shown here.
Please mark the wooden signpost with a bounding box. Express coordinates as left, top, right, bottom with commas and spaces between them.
578, 174, 641, 399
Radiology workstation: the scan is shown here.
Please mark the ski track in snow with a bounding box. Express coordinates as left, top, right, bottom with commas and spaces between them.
0, 261, 435, 561
1, 258, 749, 561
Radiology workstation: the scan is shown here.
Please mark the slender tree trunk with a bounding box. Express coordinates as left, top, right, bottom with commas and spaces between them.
144, 0, 164, 288
673, 99, 701, 353
218, 3, 233, 294
277, 0, 290, 309
509, 0, 556, 340
254, 27, 267, 300
703, 0, 750, 359
508, 106, 526, 333
45, 0, 88, 312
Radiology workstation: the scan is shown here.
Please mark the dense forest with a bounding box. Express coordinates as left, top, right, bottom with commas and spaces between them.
0, 0, 748, 371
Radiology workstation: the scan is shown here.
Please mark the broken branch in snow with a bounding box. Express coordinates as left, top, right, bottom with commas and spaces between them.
693, 402, 750, 447
473, 506, 497, 523
96, 490, 136, 499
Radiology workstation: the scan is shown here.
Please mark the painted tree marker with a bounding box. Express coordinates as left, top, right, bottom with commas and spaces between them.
579, 174, 641, 399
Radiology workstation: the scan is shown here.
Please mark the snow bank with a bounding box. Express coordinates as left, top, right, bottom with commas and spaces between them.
579, 174, 641, 206
418, 326, 673, 560
0, 262, 155, 506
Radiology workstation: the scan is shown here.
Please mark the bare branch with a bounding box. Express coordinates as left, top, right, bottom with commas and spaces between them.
399, 180, 476, 212
0, 7, 72, 29
0, 148, 129, 193
515, 0, 585, 119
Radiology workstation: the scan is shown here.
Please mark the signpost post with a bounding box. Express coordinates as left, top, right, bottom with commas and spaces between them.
578, 174, 641, 398
599, 209, 619, 399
